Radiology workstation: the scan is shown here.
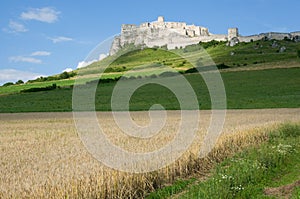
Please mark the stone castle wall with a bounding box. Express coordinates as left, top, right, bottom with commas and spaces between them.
109, 16, 300, 55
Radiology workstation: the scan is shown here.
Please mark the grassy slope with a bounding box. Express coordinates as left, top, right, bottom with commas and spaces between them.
0, 40, 299, 112
146, 123, 300, 199
1, 39, 300, 95
207, 39, 300, 67
0, 67, 299, 112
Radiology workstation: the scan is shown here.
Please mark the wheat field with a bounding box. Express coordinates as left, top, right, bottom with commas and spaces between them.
0, 108, 299, 198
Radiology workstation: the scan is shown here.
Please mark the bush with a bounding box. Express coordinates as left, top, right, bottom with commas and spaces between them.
297, 50, 300, 58
2, 82, 14, 87
21, 84, 57, 93
184, 63, 229, 74
284, 36, 292, 41
15, 80, 24, 85
198, 40, 226, 49
27, 71, 76, 84
59, 72, 70, 79
217, 63, 230, 69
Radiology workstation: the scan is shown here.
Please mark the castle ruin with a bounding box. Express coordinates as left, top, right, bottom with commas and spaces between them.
110, 16, 300, 55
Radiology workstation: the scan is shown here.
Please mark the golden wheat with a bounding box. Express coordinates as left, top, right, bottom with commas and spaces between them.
0, 108, 299, 198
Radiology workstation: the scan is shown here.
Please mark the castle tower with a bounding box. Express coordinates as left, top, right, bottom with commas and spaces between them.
228, 28, 239, 40
158, 16, 164, 22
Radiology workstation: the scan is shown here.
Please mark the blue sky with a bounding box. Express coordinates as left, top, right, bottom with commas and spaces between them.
0, 0, 299, 85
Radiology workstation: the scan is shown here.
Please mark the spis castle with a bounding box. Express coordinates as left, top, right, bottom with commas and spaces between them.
110, 16, 300, 55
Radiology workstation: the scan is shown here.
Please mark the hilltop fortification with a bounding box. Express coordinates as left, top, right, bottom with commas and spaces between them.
110, 16, 300, 55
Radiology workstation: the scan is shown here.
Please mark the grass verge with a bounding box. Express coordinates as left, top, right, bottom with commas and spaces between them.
147, 123, 300, 199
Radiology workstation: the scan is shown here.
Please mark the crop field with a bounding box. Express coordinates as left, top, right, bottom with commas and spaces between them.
0, 108, 299, 198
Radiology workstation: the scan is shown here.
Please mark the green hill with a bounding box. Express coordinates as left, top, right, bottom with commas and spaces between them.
0, 39, 300, 112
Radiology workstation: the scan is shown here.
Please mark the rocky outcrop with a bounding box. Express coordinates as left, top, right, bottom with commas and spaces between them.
109, 16, 230, 55
109, 16, 300, 55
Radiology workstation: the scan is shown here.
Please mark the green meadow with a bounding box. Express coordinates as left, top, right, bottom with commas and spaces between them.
0, 67, 299, 112
0, 39, 299, 113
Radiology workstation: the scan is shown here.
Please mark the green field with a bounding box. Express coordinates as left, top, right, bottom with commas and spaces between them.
3, 39, 300, 93
0, 39, 300, 113
0, 67, 299, 113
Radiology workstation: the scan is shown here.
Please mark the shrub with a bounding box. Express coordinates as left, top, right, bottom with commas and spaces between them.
198, 40, 225, 49
217, 63, 230, 69
284, 36, 292, 41
27, 71, 76, 84
15, 80, 24, 85
21, 84, 57, 93
297, 50, 300, 58
2, 82, 14, 87
59, 72, 70, 79
184, 63, 229, 74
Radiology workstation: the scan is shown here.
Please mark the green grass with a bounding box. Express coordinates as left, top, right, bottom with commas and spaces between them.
71, 39, 300, 76
1, 39, 300, 95
146, 178, 197, 199
79, 48, 191, 76
205, 39, 300, 67
0, 39, 300, 112
147, 123, 300, 199
0, 67, 299, 113
0, 87, 73, 112
0, 79, 75, 95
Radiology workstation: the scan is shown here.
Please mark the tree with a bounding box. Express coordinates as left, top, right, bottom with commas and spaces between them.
59, 72, 70, 79
15, 80, 24, 85
3, 82, 14, 86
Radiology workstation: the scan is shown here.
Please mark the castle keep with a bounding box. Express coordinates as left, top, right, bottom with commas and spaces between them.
110, 16, 300, 55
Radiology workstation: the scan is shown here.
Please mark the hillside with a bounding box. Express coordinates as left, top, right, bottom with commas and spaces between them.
81, 39, 300, 76
0, 39, 299, 112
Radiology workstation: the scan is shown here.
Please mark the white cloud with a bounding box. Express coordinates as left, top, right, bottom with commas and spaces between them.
21, 7, 60, 23
3, 20, 28, 33
99, 53, 108, 60
0, 69, 44, 85
49, 36, 73, 43
76, 53, 109, 69
31, 51, 51, 56
77, 60, 97, 69
62, 68, 73, 72
9, 56, 42, 64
